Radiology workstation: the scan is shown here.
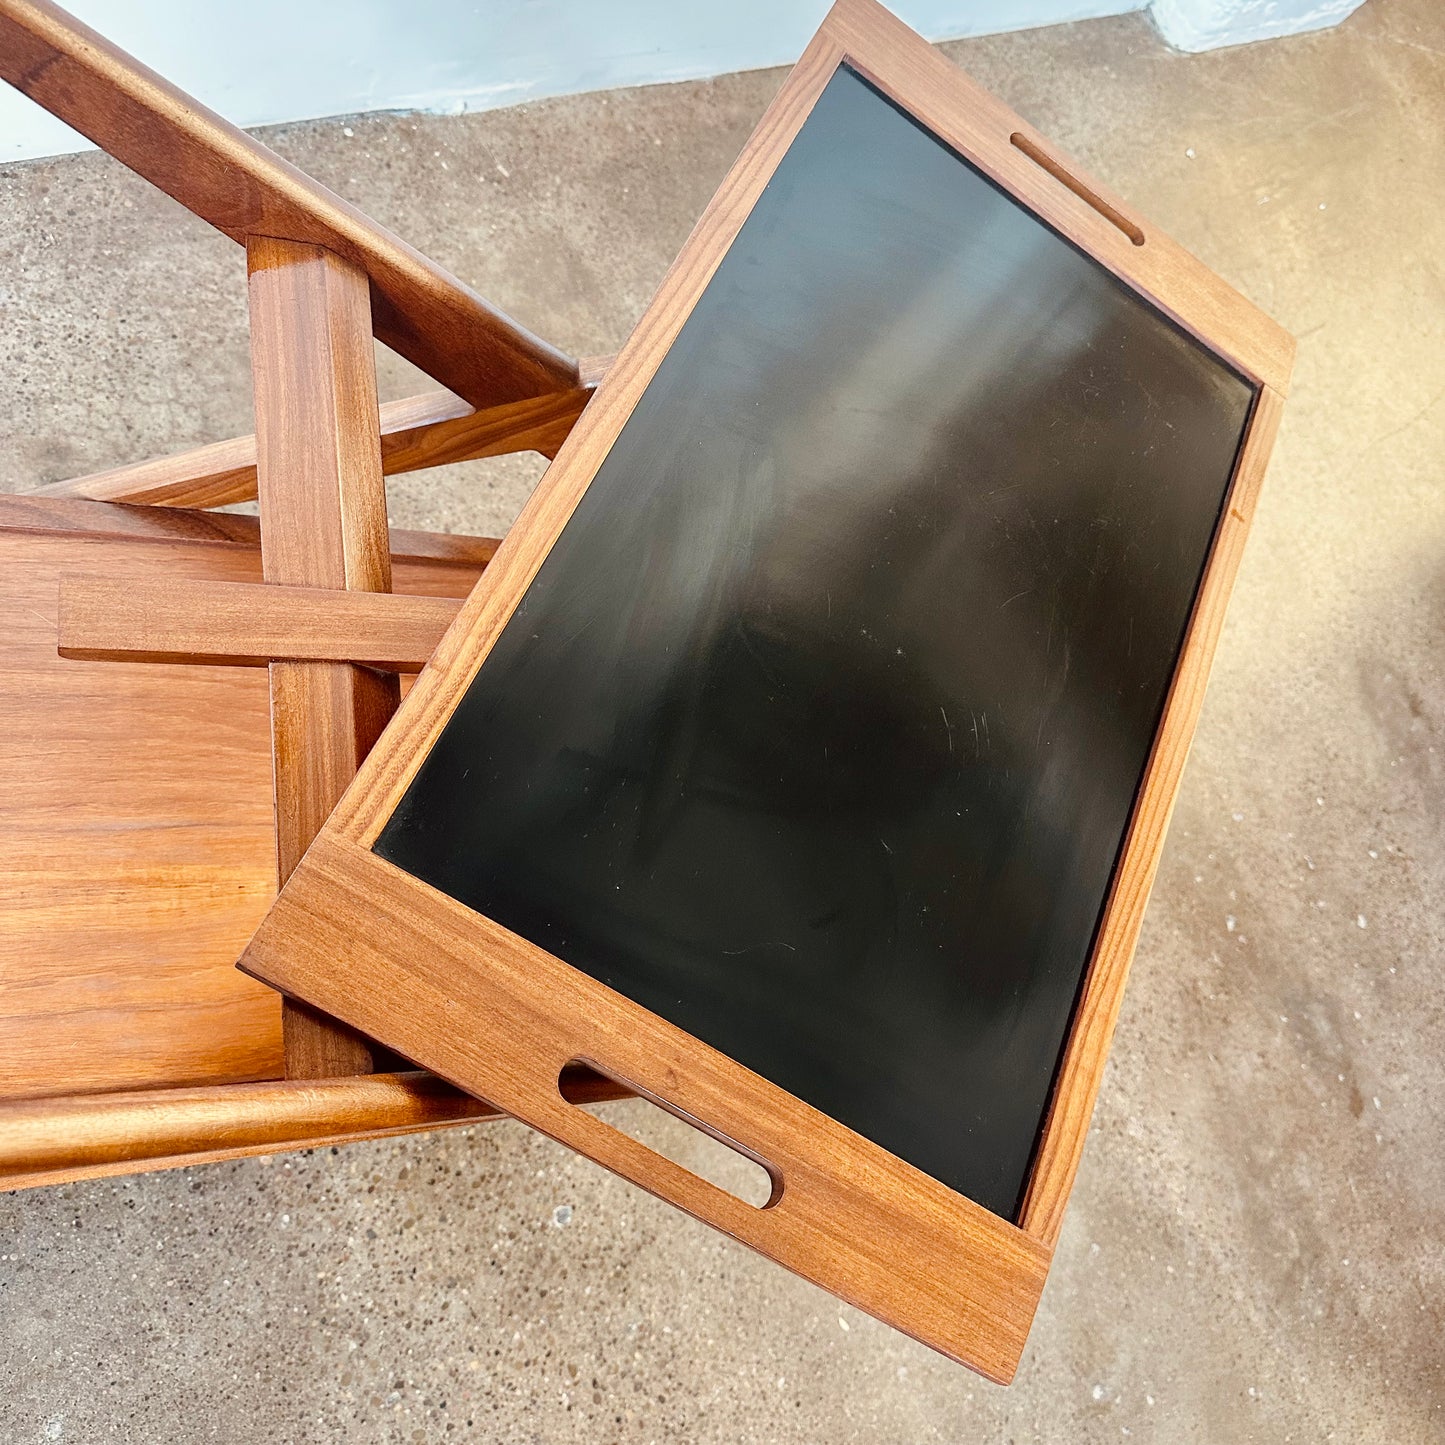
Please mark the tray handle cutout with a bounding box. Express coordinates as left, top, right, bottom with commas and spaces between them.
1010, 132, 1145, 247
560, 1060, 780, 1209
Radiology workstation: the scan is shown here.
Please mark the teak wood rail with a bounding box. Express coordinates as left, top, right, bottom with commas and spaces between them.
0, 0, 577, 408
33, 358, 611, 511
58, 577, 463, 671
0, 1068, 627, 1193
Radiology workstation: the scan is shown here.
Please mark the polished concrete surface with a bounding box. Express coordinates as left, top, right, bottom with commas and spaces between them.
1, 0, 1441, 1439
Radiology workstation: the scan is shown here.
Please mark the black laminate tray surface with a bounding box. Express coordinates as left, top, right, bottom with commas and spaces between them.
375, 66, 1255, 1220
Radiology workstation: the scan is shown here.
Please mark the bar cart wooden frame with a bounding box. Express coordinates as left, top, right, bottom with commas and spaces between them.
0, 0, 622, 1188
2, 0, 1293, 1384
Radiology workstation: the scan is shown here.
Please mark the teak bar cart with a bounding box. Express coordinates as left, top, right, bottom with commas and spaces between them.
2, 0, 1292, 1384
0, 0, 624, 1190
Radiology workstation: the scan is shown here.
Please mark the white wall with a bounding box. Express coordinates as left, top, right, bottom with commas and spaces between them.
0, 0, 1367, 165
0, 1, 1134, 163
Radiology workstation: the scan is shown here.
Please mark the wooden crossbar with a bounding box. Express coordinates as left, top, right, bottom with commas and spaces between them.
35, 389, 590, 509
0, 1067, 628, 1190
33, 357, 611, 510
58, 577, 462, 671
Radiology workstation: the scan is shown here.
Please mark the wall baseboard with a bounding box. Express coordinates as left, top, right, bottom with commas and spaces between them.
1150, 0, 1368, 52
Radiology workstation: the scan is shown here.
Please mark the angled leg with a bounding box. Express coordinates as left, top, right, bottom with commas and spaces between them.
248, 233, 396, 1078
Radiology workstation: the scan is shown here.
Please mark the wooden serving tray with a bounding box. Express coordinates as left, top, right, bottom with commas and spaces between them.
236, 0, 1293, 1381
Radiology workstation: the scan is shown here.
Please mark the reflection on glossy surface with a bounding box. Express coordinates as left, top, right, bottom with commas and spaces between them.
376, 67, 1255, 1220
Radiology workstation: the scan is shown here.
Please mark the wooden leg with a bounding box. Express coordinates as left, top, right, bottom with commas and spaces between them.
248, 233, 395, 1077
267, 659, 400, 883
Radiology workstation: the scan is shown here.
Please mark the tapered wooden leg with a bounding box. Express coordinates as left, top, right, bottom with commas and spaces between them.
248, 233, 396, 1078
267, 659, 400, 884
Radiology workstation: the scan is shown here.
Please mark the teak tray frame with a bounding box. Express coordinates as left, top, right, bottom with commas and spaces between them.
234, 0, 1294, 1382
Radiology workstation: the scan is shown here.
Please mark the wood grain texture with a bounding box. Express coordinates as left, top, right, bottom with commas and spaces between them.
235, 0, 1291, 1377
248, 234, 401, 1077
241, 834, 1051, 1383
576, 355, 614, 388
268, 645, 399, 1067
34, 430, 272, 510
34, 384, 596, 511
0, 1072, 498, 1184
373, 386, 591, 474
0, 0, 577, 408
0, 501, 605, 1188
59, 576, 460, 670
266, 660, 400, 887
1016, 388, 1287, 1246
0, 1065, 626, 1193
250, 237, 392, 596
0, 494, 501, 571
0, 503, 488, 1111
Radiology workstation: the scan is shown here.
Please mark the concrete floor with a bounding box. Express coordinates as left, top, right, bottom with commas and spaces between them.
2, 0, 1442, 1439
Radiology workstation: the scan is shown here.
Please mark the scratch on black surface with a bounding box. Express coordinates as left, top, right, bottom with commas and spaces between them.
563, 614, 598, 646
